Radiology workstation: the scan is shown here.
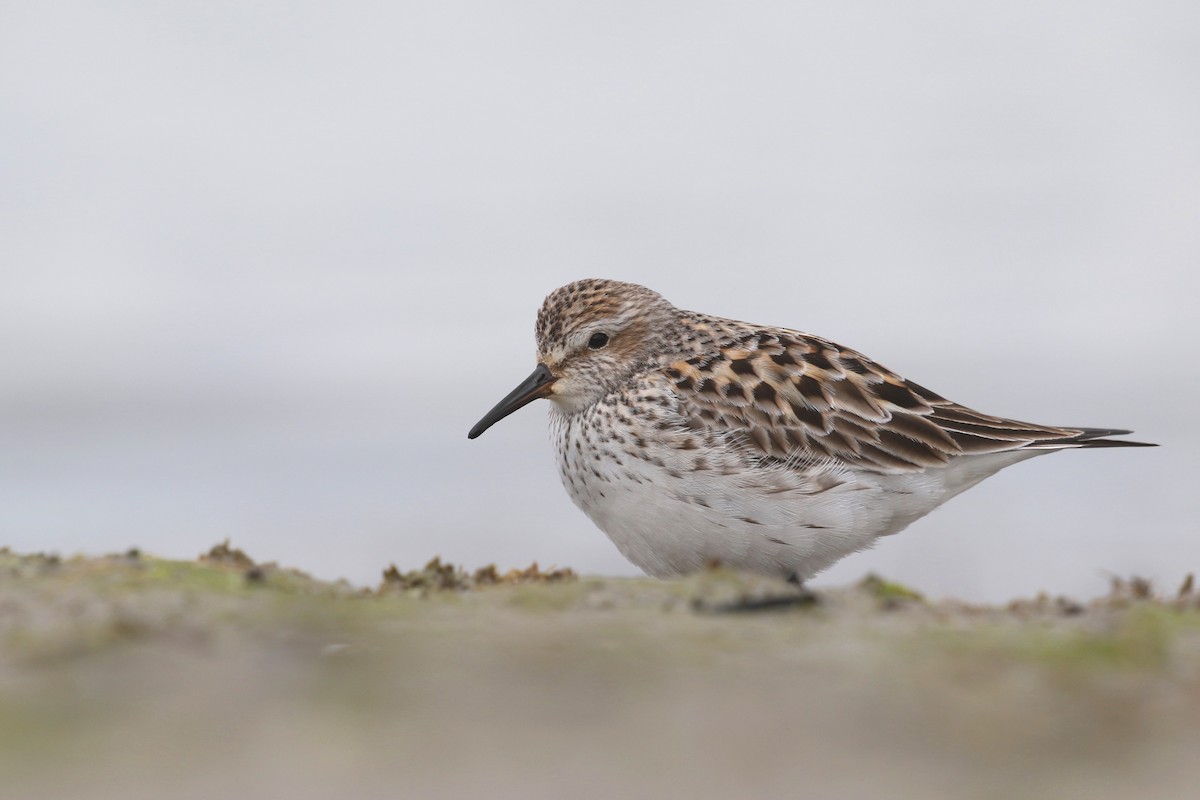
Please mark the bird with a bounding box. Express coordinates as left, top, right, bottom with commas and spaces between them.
468, 279, 1154, 584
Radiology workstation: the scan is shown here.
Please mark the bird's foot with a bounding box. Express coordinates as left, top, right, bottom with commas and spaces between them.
690, 569, 819, 614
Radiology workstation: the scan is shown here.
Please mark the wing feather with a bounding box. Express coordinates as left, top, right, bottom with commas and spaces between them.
663, 326, 1146, 473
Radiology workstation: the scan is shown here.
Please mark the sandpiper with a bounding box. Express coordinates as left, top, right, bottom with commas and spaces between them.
469, 279, 1154, 583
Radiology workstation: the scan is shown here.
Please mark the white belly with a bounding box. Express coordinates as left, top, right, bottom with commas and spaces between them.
549, 408, 1044, 580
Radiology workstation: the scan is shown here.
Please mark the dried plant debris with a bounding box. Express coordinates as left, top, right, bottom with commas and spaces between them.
380, 557, 468, 591
196, 541, 315, 587
1001, 575, 1200, 616
379, 557, 577, 593
479, 562, 577, 585
1006, 592, 1087, 617
200, 540, 257, 571
0, 551, 64, 580
1099, 575, 1163, 608
1112, 575, 1155, 601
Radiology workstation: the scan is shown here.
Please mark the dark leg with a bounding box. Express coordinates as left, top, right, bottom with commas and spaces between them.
787, 572, 819, 604
691, 571, 818, 614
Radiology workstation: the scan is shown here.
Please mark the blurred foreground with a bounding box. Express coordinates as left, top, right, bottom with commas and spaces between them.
2, 545, 1198, 800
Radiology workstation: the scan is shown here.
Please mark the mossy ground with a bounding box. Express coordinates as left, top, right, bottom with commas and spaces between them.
1, 545, 1198, 800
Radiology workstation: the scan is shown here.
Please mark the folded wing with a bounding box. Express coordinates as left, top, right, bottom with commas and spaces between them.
663, 329, 1154, 473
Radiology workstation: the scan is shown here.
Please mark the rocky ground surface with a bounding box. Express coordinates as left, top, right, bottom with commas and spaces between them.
1, 543, 1198, 800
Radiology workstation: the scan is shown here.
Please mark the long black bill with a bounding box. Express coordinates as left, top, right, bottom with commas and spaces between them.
468, 363, 557, 439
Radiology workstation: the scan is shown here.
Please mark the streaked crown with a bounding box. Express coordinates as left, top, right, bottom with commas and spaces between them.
535, 279, 671, 353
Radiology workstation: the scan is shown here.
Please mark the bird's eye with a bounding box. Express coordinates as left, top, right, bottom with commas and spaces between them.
588, 332, 610, 350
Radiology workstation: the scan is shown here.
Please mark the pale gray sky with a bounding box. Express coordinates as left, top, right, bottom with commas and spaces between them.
1, 1, 1197, 600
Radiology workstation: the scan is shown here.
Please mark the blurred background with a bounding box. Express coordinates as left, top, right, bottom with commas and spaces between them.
1, 1, 1196, 602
